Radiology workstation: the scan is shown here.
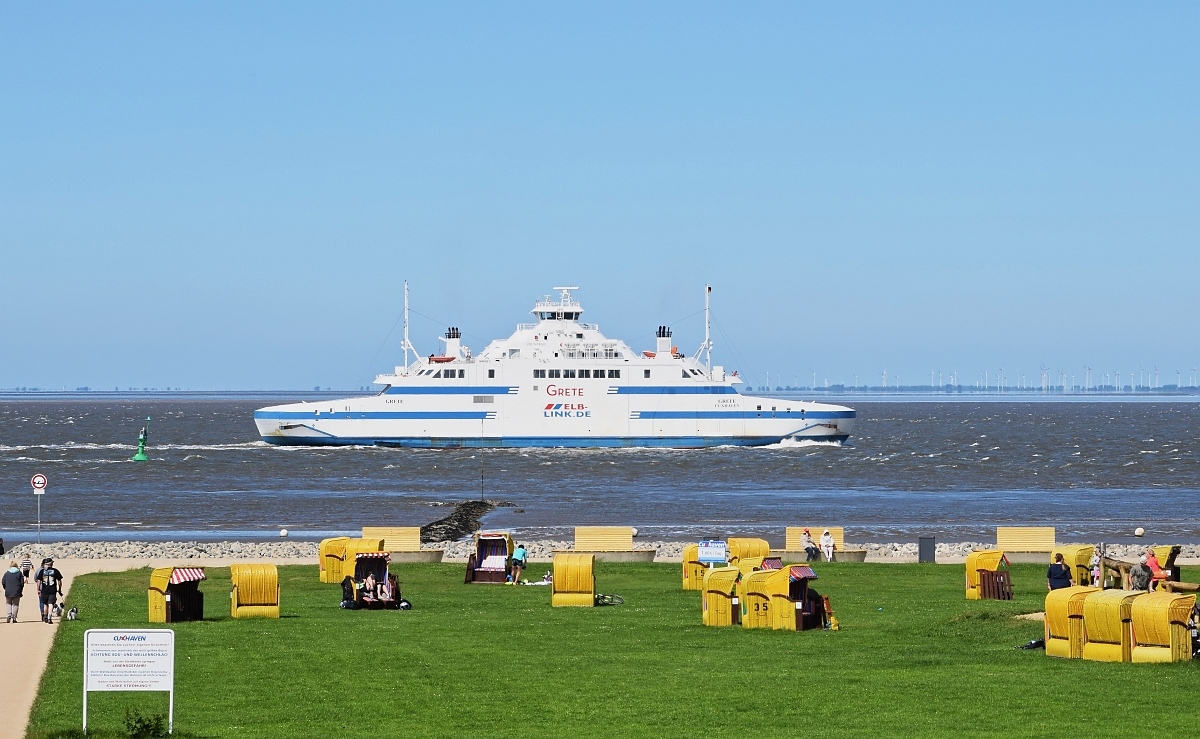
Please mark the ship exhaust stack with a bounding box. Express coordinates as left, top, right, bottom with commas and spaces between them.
656, 326, 673, 357
441, 327, 463, 358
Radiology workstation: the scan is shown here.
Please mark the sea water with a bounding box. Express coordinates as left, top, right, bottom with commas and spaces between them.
0, 397, 1197, 545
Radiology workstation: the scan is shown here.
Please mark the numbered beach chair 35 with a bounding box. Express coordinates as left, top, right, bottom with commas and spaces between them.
465, 532, 514, 584
343, 552, 403, 610
230, 564, 280, 620
740, 569, 778, 629
148, 567, 206, 623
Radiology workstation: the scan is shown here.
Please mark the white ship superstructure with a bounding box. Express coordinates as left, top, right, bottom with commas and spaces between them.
254, 287, 855, 447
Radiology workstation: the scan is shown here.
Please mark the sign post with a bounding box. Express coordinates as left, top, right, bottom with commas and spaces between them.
83, 629, 175, 734
31, 474, 47, 544
697, 540, 728, 567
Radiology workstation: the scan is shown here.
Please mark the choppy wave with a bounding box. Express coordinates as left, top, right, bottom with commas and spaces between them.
765, 438, 845, 449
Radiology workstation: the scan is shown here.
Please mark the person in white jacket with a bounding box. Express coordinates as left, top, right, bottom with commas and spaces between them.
820, 530, 835, 562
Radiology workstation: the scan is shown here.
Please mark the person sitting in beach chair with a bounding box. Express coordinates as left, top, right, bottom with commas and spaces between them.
1145, 549, 1170, 590
350, 552, 402, 609
361, 572, 379, 600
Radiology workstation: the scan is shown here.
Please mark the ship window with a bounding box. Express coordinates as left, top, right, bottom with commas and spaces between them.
757, 405, 762, 411
682, 370, 689, 378
473, 396, 494, 403
578, 369, 589, 378
608, 369, 620, 378
459, 369, 465, 378
563, 369, 576, 378
576, 333, 583, 339
432, 371, 441, 379
549, 370, 561, 379
533, 369, 546, 379
488, 369, 495, 379
644, 369, 651, 378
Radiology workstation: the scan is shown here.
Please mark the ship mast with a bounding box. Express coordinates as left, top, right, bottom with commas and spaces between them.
695, 284, 714, 376
704, 284, 712, 376
402, 281, 413, 373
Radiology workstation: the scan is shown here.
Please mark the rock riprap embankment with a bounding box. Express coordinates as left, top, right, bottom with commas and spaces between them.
5, 540, 1195, 562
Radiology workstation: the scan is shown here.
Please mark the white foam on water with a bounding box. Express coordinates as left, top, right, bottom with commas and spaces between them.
764, 438, 845, 449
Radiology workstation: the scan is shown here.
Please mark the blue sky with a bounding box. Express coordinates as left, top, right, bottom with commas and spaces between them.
2, 3, 1197, 390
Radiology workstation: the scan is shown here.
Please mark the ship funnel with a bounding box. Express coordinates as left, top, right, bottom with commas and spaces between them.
655, 325, 672, 356
440, 327, 463, 358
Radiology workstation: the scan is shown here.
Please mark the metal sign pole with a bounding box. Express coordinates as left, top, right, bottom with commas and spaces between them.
37, 494, 41, 545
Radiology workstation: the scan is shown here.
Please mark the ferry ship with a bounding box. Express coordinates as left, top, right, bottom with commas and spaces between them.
254, 287, 855, 447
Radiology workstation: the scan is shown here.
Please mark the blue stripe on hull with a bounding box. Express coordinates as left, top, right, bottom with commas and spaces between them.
382, 386, 517, 395
632, 410, 856, 419
258, 434, 850, 449
613, 386, 740, 395
254, 411, 492, 420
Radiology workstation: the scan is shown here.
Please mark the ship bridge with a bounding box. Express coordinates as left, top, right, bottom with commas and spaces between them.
528, 287, 589, 324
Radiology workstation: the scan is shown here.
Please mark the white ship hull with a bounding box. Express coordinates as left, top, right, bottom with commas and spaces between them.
255, 288, 855, 448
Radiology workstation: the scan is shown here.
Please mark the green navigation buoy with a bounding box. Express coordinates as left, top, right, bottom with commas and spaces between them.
131, 417, 150, 462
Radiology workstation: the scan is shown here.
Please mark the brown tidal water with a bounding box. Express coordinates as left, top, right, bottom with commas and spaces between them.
1, 397, 1197, 545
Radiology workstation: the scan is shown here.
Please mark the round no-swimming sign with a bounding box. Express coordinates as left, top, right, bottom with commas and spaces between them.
31, 473, 47, 492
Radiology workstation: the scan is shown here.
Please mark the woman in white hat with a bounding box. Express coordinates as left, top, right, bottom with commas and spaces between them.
820, 529, 835, 562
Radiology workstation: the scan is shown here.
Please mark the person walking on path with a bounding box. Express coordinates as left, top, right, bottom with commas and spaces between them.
1047, 553, 1074, 591
510, 543, 528, 584
33, 559, 62, 624
819, 530, 835, 562
19, 555, 32, 583
3, 561, 24, 623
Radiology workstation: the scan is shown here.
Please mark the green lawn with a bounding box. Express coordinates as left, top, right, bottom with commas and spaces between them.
27, 562, 1199, 738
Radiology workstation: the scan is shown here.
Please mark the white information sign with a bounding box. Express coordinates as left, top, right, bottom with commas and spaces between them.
697, 540, 728, 564
84, 629, 175, 733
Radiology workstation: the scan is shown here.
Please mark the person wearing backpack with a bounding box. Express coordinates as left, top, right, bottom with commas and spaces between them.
3, 561, 24, 623
34, 558, 63, 624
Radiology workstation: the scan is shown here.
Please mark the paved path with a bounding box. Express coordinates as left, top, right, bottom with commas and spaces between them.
0, 558, 308, 739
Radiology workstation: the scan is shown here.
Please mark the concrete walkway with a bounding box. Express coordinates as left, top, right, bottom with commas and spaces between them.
0, 558, 308, 739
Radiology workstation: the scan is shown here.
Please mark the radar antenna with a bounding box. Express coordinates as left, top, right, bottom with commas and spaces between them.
552, 286, 579, 305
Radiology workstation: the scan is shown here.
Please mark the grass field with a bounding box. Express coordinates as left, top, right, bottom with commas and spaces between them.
27, 562, 1200, 738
